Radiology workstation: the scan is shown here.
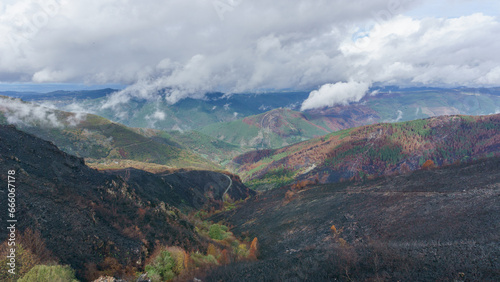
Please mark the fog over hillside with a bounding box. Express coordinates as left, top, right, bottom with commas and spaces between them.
1, 0, 500, 112
1, 1, 500, 281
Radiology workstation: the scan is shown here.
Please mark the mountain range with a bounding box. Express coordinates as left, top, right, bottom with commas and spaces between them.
0, 87, 499, 281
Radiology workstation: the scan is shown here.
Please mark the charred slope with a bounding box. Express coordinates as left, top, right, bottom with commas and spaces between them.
0, 125, 252, 279
106, 168, 254, 212
208, 157, 500, 281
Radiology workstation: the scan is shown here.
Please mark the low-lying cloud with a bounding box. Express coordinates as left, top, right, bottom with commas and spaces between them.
301, 81, 370, 111
0, 96, 86, 127
1, 1, 500, 111
301, 12, 500, 110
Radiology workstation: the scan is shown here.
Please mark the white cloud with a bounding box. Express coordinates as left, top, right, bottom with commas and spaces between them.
389, 110, 404, 122
0, 96, 87, 127
144, 105, 167, 128
152, 110, 166, 121
0, 0, 499, 111
301, 81, 370, 110
340, 13, 500, 87
302, 12, 500, 109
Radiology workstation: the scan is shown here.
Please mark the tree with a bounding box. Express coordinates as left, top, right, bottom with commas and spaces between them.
209, 224, 226, 240
0, 243, 38, 281
422, 159, 435, 170
145, 250, 176, 282
19, 265, 77, 282
248, 237, 259, 260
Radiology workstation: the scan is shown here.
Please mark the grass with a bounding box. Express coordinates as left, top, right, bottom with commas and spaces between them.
19, 265, 78, 282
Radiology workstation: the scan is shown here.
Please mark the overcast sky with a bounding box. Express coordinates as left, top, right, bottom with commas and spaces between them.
1, 0, 499, 109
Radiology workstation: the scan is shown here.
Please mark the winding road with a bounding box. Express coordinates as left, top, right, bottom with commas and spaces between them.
222, 173, 233, 199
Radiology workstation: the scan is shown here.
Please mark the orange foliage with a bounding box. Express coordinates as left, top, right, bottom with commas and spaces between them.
292, 179, 315, 190
422, 159, 436, 170
248, 237, 259, 260
136, 208, 146, 219
184, 252, 191, 270
122, 225, 144, 240
17, 228, 55, 264
330, 225, 337, 235
96, 257, 123, 278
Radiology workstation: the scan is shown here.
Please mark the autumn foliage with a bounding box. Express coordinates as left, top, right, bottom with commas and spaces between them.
330, 225, 337, 235
248, 237, 259, 260
422, 159, 436, 170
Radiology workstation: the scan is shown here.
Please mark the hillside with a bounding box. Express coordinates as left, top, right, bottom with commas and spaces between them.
0, 96, 220, 170
233, 113, 500, 190
198, 89, 500, 151
208, 157, 500, 281
147, 129, 243, 166
7, 87, 500, 134
0, 125, 255, 280
83, 88, 500, 132
3, 88, 500, 158
199, 108, 331, 149
53, 91, 310, 131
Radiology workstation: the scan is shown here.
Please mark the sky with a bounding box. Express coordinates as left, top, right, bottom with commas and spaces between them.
0, 0, 499, 109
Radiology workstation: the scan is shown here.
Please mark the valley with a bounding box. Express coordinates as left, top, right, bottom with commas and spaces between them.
0, 89, 499, 281
2, 2, 500, 281
0, 125, 255, 281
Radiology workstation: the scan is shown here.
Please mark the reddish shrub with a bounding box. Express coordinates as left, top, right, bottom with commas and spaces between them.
248, 238, 259, 260
422, 160, 436, 170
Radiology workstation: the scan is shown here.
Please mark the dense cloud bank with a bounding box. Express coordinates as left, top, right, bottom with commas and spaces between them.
1, 0, 499, 109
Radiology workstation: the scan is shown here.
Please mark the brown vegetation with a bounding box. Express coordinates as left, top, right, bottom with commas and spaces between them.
422, 159, 436, 170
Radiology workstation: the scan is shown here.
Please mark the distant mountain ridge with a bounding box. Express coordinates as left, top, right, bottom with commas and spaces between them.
4, 87, 499, 135
2, 87, 500, 169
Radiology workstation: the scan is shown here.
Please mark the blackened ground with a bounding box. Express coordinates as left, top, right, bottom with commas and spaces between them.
106, 168, 254, 212
0, 125, 252, 280
208, 157, 500, 281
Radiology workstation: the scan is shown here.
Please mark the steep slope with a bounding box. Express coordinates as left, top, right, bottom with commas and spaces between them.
0, 125, 254, 280
208, 157, 500, 281
233, 114, 500, 190
0, 96, 219, 170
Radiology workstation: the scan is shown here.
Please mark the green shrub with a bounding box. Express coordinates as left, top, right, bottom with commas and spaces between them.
191, 252, 218, 268
208, 224, 228, 240
145, 251, 176, 282
0, 244, 38, 281
19, 265, 77, 282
